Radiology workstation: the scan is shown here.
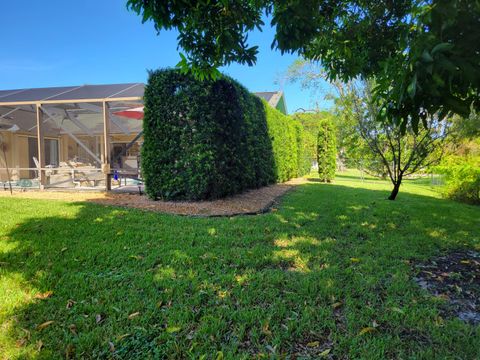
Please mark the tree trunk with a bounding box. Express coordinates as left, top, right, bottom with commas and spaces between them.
388, 179, 402, 200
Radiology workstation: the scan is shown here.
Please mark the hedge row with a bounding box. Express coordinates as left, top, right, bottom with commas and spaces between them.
142, 69, 310, 201
264, 103, 311, 182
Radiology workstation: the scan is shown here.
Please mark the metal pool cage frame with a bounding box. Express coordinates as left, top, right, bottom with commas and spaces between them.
0, 83, 144, 191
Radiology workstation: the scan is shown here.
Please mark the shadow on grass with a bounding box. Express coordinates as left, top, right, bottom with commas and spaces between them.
0, 182, 479, 358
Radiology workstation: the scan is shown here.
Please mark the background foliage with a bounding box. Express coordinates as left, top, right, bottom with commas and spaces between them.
142, 69, 308, 200
436, 128, 480, 205
129, 0, 480, 131
317, 118, 337, 182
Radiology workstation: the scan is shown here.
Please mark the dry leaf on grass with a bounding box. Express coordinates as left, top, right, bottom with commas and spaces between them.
358, 327, 376, 336
128, 312, 140, 319
320, 349, 331, 357
34, 291, 53, 300
65, 344, 75, 359
69, 324, 77, 335
166, 326, 181, 333
307, 341, 320, 347
117, 333, 131, 341
95, 314, 106, 324
37, 321, 54, 331
16, 338, 27, 348
332, 302, 343, 309
36, 340, 44, 351
66, 299, 76, 309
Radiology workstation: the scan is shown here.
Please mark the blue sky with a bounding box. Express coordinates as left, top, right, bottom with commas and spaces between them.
1, 1, 332, 113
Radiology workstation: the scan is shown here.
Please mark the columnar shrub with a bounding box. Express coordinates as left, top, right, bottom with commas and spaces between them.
317, 118, 337, 182
293, 120, 313, 176
142, 68, 309, 200
264, 104, 300, 182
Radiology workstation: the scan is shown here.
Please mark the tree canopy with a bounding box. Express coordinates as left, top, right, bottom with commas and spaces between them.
128, 0, 480, 129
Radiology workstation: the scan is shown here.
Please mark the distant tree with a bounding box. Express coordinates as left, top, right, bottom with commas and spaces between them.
317, 118, 336, 182
291, 111, 333, 166
128, 0, 480, 130
340, 81, 450, 200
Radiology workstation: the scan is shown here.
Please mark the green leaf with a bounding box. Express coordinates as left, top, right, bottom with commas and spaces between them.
431, 42, 454, 55
407, 75, 417, 99
420, 50, 433, 63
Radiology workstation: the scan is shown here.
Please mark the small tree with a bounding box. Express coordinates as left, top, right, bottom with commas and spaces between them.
346, 81, 450, 200
317, 119, 336, 182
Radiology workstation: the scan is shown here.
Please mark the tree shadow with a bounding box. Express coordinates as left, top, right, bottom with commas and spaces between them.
0, 181, 479, 358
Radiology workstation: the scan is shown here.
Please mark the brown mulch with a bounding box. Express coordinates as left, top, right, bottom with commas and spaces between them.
0, 177, 307, 217
89, 177, 307, 216
413, 250, 480, 325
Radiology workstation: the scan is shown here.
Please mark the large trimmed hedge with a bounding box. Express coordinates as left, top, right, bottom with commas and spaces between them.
142, 69, 309, 200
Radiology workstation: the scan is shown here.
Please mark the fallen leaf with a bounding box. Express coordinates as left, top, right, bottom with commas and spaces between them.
65, 344, 75, 359
95, 314, 106, 324
117, 333, 131, 341
460, 260, 470, 264
332, 302, 343, 309
16, 338, 27, 348
36, 340, 44, 351
307, 341, 319, 347
350, 257, 360, 263
34, 291, 53, 300
22, 328, 31, 340
109, 341, 115, 353
61, 247, 68, 253
66, 299, 76, 309
358, 327, 376, 336
69, 324, 77, 335
128, 312, 140, 319
372, 320, 379, 328
166, 326, 181, 333
262, 322, 272, 336
37, 321, 54, 331
320, 348, 331, 357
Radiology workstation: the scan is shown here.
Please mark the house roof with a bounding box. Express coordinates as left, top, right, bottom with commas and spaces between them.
254, 91, 283, 108
0, 83, 144, 105
0, 83, 286, 114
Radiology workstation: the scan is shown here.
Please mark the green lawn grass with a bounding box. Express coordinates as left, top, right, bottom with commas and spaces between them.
1, 172, 479, 359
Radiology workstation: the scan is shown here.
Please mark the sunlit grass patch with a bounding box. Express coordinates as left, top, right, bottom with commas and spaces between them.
0, 172, 478, 358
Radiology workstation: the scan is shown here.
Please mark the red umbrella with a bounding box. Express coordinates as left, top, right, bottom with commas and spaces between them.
113, 106, 144, 120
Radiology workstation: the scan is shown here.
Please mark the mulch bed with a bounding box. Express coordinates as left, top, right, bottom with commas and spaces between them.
0, 178, 307, 216
413, 250, 480, 325
87, 178, 307, 216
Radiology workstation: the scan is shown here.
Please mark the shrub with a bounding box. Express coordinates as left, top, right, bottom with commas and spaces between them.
436, 157, 480, 205
293, 120, 312, 176
317, 118, 337, 182
142, 69, 309, 201
142, 69, 276, 200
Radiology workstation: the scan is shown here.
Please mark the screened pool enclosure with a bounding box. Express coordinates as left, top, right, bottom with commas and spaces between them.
0, 83, 144, 190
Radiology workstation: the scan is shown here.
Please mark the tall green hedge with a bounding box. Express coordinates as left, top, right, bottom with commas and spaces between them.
142, 69, 308, 200
317, 118, 337, 182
